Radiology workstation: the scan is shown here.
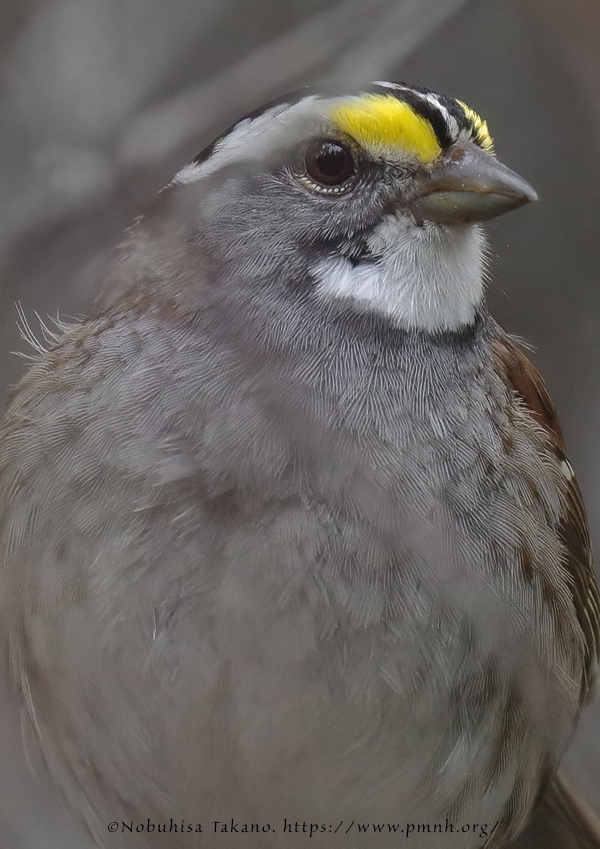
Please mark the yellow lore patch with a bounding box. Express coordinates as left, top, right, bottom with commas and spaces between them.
330, 95, 441, 163
457, 100, 494, 153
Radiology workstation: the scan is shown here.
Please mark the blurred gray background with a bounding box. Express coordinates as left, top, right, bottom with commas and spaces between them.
0, 0, 599, 846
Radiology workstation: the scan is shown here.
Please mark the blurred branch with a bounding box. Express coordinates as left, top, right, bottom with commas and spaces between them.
119, 0, 471, 176
330, 0, 468, 79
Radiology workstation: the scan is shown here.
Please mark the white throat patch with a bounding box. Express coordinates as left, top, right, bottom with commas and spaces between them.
313, 216, 486, 332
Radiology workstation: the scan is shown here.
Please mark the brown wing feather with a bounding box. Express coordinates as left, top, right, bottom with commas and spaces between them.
491, 332, 600, 702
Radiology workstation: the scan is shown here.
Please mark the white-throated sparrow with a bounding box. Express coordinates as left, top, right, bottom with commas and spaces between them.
0, 83, 598, 848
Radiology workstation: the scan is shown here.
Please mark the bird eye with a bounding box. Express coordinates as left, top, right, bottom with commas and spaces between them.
304, 139, 355, 189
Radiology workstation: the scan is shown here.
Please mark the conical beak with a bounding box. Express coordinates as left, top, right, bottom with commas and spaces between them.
409, 141, 538, 224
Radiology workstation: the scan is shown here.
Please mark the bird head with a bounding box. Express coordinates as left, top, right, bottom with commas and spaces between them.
137, 83, 537, 334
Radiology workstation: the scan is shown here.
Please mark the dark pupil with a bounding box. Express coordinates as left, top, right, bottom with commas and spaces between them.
306, 140, 353, 186
316, 143, 347, 178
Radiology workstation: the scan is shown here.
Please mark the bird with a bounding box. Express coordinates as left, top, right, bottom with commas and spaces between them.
0, 82, 598, 849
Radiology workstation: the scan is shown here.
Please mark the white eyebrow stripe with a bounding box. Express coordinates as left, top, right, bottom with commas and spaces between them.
373, 81, 403, 90
419, 92, 460, 138
168, 162, 206, 185
170, 97, 322, 185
